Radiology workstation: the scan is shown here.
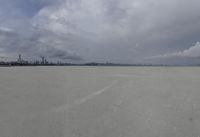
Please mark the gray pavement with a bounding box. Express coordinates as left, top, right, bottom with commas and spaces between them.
0, 67, 200, 137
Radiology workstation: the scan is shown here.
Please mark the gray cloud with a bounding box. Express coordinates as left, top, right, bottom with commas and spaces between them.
0, 27, 83, 61
43, 48, 82, 61
151, 42, 200, 59
1, 0, 200, 64
146, 42, 200, 65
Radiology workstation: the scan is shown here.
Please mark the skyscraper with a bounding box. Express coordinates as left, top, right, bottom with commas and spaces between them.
41, 56, 45, 65
18, 54, 22, 63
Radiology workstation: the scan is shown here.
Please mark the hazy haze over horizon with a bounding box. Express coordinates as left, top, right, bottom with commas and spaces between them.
0, 0, 200, 65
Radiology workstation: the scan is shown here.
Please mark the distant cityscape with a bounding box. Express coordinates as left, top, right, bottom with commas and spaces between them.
0, 54, 76, 66
0, 54, 199, 67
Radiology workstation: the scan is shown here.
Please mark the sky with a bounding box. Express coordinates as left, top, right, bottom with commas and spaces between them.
0, 0, 200, 65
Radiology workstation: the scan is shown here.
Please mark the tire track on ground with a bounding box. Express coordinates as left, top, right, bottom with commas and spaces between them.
49, 79, 119, 113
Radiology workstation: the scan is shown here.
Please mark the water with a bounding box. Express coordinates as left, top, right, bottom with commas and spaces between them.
0, 66, 200, 137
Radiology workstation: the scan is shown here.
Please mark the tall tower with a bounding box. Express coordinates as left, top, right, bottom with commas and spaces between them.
41, 56, 45, 65
18, 54, 22, 63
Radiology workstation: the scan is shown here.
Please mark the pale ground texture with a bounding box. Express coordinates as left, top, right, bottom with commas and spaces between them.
0, 66, 200, 137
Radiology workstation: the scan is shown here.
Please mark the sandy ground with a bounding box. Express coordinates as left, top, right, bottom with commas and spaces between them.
0, 66, 200, 137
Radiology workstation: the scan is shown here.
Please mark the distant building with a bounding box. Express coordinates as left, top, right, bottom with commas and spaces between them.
17, 54, 28, 64
17, 54, 22, 63
45, 59, 48, 65
41, 56, 48, 65
41, 56, 45, 64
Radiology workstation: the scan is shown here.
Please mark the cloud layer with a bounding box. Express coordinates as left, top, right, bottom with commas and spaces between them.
153, 42, 200, 59
1, 0, 200, 64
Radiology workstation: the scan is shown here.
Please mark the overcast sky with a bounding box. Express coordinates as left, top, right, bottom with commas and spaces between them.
0, 0, 200, 64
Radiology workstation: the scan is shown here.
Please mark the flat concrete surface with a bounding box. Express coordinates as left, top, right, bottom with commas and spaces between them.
0, 67, 200, 137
